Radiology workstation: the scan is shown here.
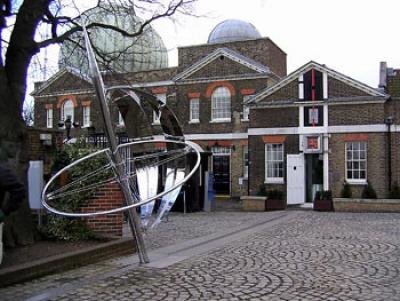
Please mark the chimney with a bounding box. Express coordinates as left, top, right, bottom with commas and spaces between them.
379, 61, 387, 90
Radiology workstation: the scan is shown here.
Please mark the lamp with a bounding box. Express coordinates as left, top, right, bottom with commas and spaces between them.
58, 115, 80, 141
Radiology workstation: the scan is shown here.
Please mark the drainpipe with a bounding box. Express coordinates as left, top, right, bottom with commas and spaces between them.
384, 117, 394, 191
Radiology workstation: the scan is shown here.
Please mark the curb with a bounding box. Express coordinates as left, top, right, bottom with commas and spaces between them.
0, 237, 136, 287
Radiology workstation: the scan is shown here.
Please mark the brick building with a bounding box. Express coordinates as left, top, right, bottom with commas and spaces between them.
247, 61, 400, 202
33, 19, 286, 198
32, 17, 400, 203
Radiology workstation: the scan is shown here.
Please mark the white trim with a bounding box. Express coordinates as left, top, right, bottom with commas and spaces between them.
248, 124, 389, 136
346, 180, 368, 185
265, 179, 285, 184
185, 133, 248, 140
299, 106, 304, 129
188, 120, 200, 124
323, 134, 329, 190
298, 74, 304, 100
329, 124, 386, 133
323, 104, 328, 128
210, 118, 231, 123
176, 74, 272, 85
323, 72, 328, 99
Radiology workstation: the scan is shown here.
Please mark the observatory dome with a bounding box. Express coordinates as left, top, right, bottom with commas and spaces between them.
58, 6, 168, 74
207, 19, 261, 44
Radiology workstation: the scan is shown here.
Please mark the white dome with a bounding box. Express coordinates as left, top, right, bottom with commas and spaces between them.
58, 6, 168, 74
208, 19, 261, 44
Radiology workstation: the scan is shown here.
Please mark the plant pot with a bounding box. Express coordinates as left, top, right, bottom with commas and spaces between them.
313, 199, 334, 211
266, 198, 286, 211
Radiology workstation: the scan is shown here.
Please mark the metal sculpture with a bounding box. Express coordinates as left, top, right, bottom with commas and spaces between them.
42, 27, 200, 264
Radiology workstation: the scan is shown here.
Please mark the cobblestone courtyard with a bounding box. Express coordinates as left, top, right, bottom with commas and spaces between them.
2, 210, 400, 300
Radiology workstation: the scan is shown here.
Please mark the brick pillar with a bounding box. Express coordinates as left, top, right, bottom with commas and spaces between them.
82, 182, 124, 237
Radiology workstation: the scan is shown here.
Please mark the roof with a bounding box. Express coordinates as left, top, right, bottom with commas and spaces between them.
207, 19, 261, 44
174, 47, 273, 81
247, 61, 388, 105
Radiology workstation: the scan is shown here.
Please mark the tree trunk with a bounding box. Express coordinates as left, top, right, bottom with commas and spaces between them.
0, 0, 51, 247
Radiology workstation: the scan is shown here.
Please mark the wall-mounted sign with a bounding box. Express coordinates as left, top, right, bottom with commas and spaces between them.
303, 135, 322, 153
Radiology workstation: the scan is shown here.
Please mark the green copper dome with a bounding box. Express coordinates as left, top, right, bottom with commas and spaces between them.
58, 5, 168, 74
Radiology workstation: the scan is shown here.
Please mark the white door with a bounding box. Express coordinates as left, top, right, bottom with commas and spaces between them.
287, 154, 305, 205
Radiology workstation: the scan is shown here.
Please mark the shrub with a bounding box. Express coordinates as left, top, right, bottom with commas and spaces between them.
41, 140, 110, 241
323, 190, 332, 200
387, 182, 400, 199
362, 181, 377, 199
341, 182, 352, 198
315, 190, 332, 201
267, 189, 284, 200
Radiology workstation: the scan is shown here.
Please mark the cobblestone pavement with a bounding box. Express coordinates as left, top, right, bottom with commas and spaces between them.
3, 211, 400, 300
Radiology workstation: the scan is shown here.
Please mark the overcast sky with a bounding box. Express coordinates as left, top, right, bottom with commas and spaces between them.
152, 0, 400, 88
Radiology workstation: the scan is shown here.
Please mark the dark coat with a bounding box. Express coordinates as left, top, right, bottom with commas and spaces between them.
0, 165, 25, 215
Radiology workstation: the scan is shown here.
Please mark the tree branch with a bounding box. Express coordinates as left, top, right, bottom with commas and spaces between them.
36, 0, 192, 49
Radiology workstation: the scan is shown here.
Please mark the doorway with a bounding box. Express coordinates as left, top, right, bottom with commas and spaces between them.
211, 146, 230, 195
305, 154, 323, 202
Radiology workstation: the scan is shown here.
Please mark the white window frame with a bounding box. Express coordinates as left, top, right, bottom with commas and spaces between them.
243, 145, 249, 178
345, 141, 367, 184
211, 87, 231, 122
265, 143, 284, 184
46, 108, 53, 128
82, 105, 90, 127
153, 93, 167, 124
242, 95, 252, 121
61, 99, 74, 123
189, 98, 200, 123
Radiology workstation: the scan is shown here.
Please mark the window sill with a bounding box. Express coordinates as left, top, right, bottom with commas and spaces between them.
210, 119, 231, 124
152, 122, 161, 126
346, 179, 367, 185
189, 120, 200, 124
241, 118, 249, 122
265, 178, 285, 184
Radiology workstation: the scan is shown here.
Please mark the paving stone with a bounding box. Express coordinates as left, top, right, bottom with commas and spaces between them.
2, 211, 400, 300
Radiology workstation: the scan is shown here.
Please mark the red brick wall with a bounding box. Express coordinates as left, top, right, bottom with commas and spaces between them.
82, 182, 124, 237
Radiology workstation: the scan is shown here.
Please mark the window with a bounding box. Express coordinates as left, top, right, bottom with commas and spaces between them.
189, 98, 200, 122
118, 112, 125, 127
243, 145, 249, 178
153, 94, 166, 124
61, 99, 74, 122
265, 144, 284, 183
82, 106, 90, 127
242, 95, 252, 120
211, 87, 231, 121
303, 69, 323, 101
346, 141, 367, 182
46, 108, 53, 128
304, 106, 323, 127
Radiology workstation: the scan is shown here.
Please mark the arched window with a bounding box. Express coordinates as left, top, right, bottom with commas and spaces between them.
211, 87, 231, 121
61, 100, 74, 122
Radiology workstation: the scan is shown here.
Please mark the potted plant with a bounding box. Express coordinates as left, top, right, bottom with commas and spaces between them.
362, 181, 377, 199
314, 190, 334, 211
341, 182, 352, 198
266, 189, 286, 210
387, 182, 400, 199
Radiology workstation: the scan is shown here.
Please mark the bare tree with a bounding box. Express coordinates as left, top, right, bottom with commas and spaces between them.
0, 0, 197, 246
22, 100, 34, 126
